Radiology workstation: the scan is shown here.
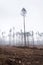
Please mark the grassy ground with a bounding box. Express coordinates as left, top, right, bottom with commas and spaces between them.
0, 46, 43, 65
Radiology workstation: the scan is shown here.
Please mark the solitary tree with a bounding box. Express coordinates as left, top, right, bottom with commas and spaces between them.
21, 8, 27, 46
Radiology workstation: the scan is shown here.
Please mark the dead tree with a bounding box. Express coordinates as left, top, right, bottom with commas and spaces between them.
20, 29, 23, 46
8, 28, 12, 45
32, 31, 34, 47
26, 32, 30, 47
36, 32, 39, 45
13, 27, 15, 45
1, 32, 5, 45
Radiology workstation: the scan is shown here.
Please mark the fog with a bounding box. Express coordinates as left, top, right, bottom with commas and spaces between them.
0, 0, 43, 46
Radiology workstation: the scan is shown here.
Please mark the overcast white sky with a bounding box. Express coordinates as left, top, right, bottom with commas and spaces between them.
0, 0, 43, 34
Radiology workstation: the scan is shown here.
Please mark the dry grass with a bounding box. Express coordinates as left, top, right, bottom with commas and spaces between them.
0, 45, 43, 65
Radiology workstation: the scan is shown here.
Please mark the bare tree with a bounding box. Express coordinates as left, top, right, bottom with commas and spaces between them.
31, 31, 34, 47
36, 32, 39, 44
13, 27, 15, 45
1, 32, 5, 45
38, 32, 43, 45
16, 32, 20, 46
26, 32, 30, 47
8, 28, 12, 45
20, 29, 23, 46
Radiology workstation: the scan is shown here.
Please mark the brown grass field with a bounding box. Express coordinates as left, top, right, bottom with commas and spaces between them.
0, 45, 43, 65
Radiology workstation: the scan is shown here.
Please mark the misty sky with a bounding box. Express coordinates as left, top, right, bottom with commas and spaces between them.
0, 0, 43, 35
